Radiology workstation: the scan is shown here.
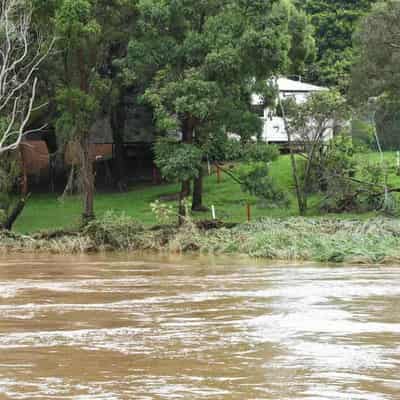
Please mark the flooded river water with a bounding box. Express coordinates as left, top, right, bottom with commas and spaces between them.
0, 254, 399, 399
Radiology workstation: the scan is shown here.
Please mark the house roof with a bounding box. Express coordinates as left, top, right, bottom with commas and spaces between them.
277, 77, 328, 92
251, 77, 328, 105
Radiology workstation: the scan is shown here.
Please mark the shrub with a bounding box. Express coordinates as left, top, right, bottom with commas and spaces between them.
82, 211, 144, 249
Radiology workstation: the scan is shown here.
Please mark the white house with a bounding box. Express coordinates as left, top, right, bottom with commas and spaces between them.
251, 77, 330, 143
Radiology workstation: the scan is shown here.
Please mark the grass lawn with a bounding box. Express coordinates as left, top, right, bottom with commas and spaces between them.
14, 152, 399, 234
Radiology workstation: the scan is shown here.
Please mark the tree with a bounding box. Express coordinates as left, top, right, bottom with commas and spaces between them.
54, 0, 137, 221
237, 143, 288, 207
128, 0, 310, 213
352, 1, 400, 101
352, 1, 400, 149
0, 0, 53, 230
0, 0, 53, 155
302, 0, 375, 87
280, 89, 350, 214
153, 137, 202, 223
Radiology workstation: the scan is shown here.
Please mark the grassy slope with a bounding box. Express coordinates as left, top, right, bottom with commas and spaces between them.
14, 152, 399, 233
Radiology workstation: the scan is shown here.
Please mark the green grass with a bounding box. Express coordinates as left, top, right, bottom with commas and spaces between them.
14, 152, 400, 234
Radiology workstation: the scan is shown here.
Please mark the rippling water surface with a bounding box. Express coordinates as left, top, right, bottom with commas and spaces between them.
0, 254, 399, 399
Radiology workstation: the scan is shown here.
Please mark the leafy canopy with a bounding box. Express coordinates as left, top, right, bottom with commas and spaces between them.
128, 0, 312, 136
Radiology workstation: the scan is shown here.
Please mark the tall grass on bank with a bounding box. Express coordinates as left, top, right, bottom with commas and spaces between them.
2, 215, 400, 264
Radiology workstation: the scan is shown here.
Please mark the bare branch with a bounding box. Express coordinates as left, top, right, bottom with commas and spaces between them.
0, 0, 54, 155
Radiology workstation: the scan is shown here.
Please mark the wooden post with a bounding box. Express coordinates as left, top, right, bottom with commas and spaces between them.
246, 203, 251, 222
216, 165, 221, 184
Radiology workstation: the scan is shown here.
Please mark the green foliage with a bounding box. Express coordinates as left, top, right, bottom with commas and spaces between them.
153, 138, 203, 182
0, 154, 20, 225
238, 163, 289, 207
55, 0, 101, 42
285, 1, 316, 76
55, 88, 102, 139
283, 89, 351, 214
352, 1, 400, 101
150, 200, 175, 225
54, 0, 109, 138
9, 216, 400, 264
375, 98, 400, 151
318, 136, 359, 211
203, 131, 243, 162
315, 137, 398, 214
128, 0, 314, 158
222, 139, 244, 162
242, 142, 280, 163
46, 0, 137, 142
351, 0, 400, 152
303, 0, 375, 87
83, 211, 144, 249
203, 132, 280, 163
233, 217, 400, 263
351, 118, 375, 149
286, 90, 350, 138
238, 143, 288, 207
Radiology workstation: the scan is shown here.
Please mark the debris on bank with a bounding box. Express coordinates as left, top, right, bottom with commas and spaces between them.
2, 217, 400, 264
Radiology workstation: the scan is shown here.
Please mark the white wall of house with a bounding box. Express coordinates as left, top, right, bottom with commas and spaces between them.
252, 78, 332, 143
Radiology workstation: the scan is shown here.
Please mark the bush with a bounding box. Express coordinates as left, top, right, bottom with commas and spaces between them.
237, 163, 289, 207
0, 154, 21, 227
237, 142, 288, 207
352, 118, 375, 150
223, 138, 244, 161
82, 211, 144, 249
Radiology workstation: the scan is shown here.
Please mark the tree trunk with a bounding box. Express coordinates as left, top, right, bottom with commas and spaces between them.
192, 166, 205, 211
80, 134, 95, 222
110, 93, 128, 191
181, 180, 191, 197
192, 129, 207, 211
77, 46, 95, 222
277, 92, 307, 215
60, 165, 79, 199
181, 117, 194, 200
178, 191, 185, 226
2, 194, 30, 231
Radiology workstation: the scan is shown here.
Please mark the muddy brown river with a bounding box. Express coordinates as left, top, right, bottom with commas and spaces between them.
0, 254, 399, 399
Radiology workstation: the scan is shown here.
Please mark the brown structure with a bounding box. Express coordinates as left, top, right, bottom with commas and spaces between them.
20, 140, 50, 175
19, 105, 157, 192
64, 142, 114, 165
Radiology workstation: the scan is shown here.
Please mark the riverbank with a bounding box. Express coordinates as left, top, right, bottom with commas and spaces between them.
3, 216, 400, 264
